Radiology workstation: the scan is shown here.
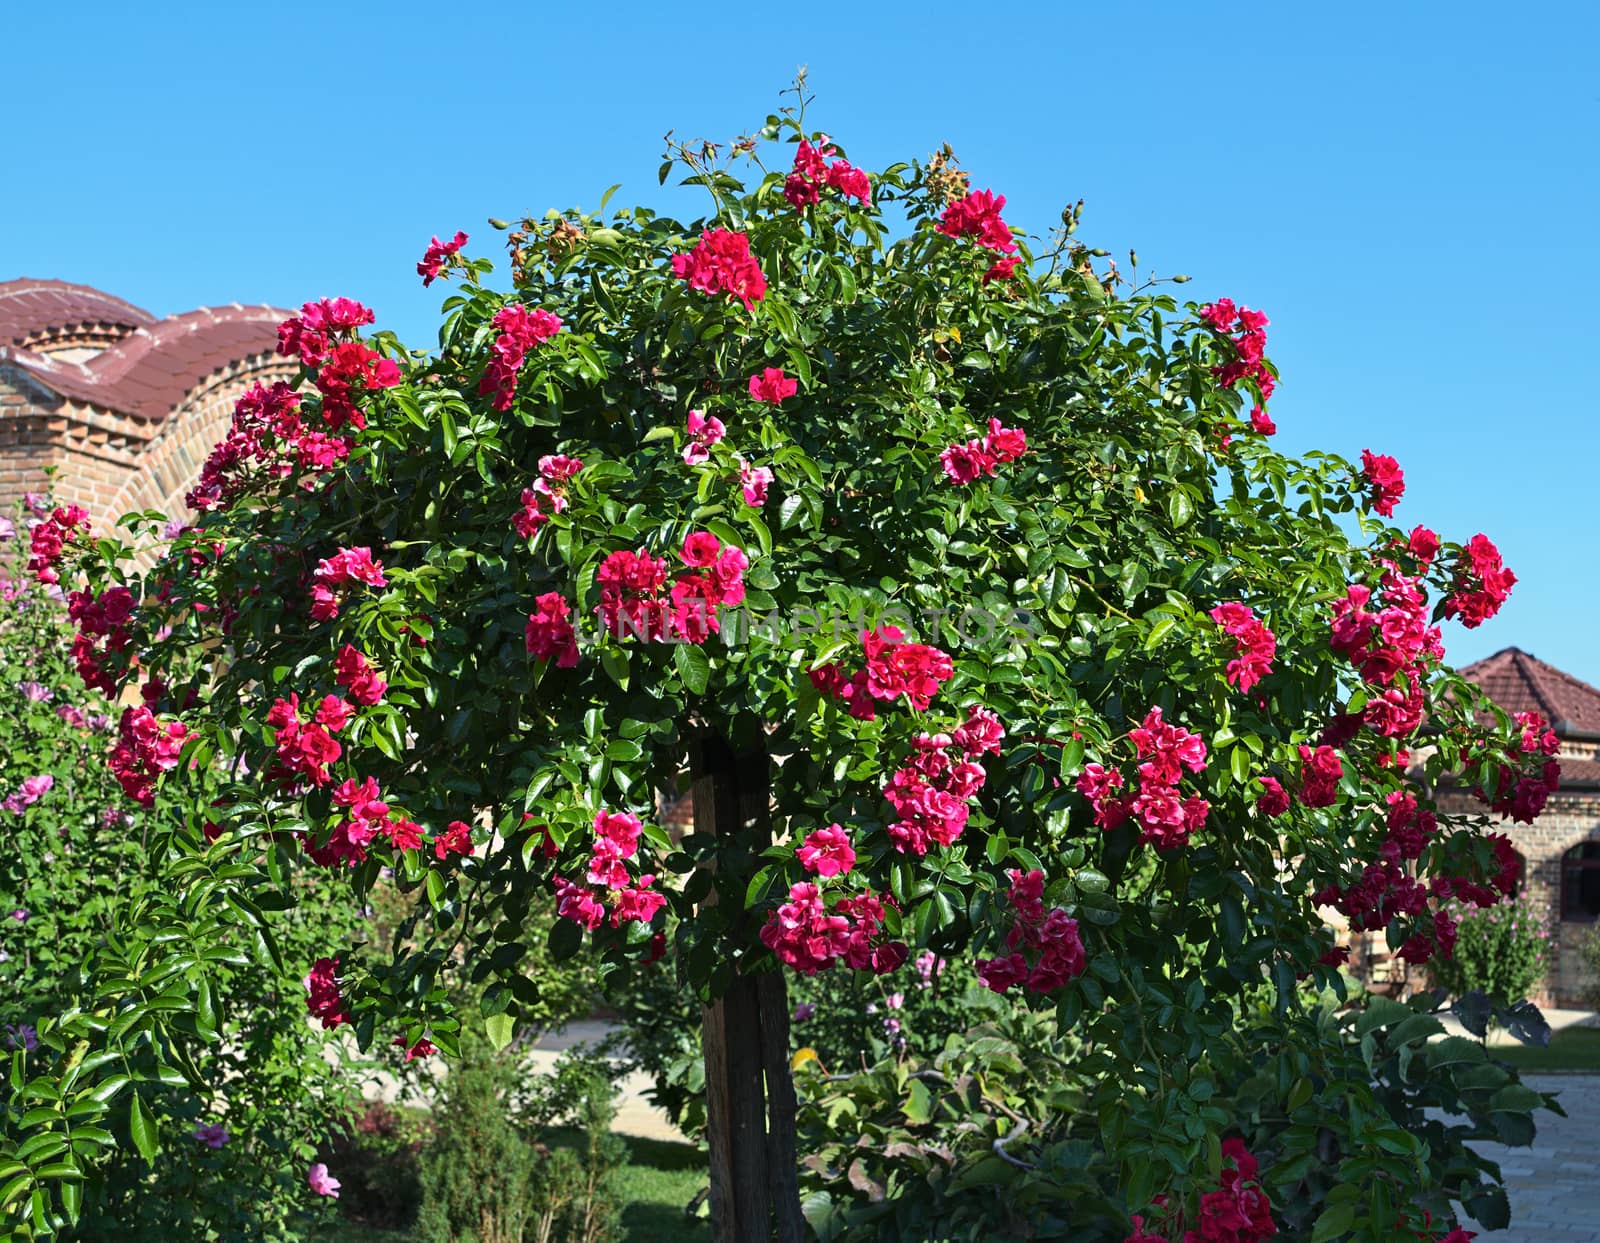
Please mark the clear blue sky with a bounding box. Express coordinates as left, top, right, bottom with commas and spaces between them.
6, 2, 1596, 681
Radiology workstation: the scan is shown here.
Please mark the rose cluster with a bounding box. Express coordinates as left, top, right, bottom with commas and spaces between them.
551, 809, 668, 932
417, 229, 468, 286
1328, 562, 1444, 739
26, 504, 90, 585
1360, 449, 1406, 518
107, 704, 189, 807
306, 775, 423, 867
311, 545, 387, 621
671, 228, 767, 310
936, 188, 1018, 264
265, 691, 349, 788
480, 303, 563, 412
277, 297, 401, 433
882, 707, 1004, 856
748, 366, 797, 404
1208, 602, 1276, 694
783, 137, 871, 208
1312, 782, 1525, 965
591, 532, 748, 646
67, 584, 135, 695
513, 454, 584, 539
526, 593, 580, 667
1186, 1139, 1276, 1243
1123, 1140, 1276, 1243
1475, 710, 1561, 824
939, 417, 1028, 485
187, 381, 349, 512
333, 644, 387, 705
304, 956, 350, 1029
1199, 299, 1275, 431
1440, 533, 1515, 629
810, 625, 956, 721
761, 821, 907, 976
1077, 707, 1210, 850
975, 868, 1087, 995
1296, 744, 1344, 807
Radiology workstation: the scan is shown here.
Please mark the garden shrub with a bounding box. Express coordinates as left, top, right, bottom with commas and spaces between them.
523, 1051, 626, 1243
797, 987, 1543, 1241
0, 497, 365, 1241
16, 81, 1564, 1241
1426, 893, 1551, 1006
322, 1101, 430, 1231
416, 1051, 536, 1243
1577, 922, 1600, 1009
415, 1042, 625, 1243
788, 950, 988, 1073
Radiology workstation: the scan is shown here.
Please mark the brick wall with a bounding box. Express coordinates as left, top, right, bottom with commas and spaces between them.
1349, 780, 1600, 1009
0, 353, 294, 528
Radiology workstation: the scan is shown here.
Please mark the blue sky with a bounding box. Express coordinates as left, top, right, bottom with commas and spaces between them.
6, 2, 1596, 680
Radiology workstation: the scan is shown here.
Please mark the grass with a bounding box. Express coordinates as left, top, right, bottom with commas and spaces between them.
606, 1133, 710, 1243
1494, 1025, 1600, 1071
314, 1130, 708, 1243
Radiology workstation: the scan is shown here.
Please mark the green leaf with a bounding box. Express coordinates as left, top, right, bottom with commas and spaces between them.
1310, 1200, 1354, 1243
903, 1078, 935, 1124
1428, 1036, 1488, 1068
1117, 561, 1150, 603
674, 643, 710, 696
599, 646, 630, 691
1144, 616, 1178, 650
128, 1093, 158, 1163
485, 1013, 516, 1052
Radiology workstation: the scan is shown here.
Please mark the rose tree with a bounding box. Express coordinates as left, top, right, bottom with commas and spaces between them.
34, 100, 1554, 1241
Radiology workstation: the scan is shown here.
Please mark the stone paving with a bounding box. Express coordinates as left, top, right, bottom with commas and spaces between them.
1474, 1074, 1600, 1241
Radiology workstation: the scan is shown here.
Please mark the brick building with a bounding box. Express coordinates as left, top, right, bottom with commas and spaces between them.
1447, 647, 1600, 1006
0, 277, 293, 523
1350, 648, 1600, 1007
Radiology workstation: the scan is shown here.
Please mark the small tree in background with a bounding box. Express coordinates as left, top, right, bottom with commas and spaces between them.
8, 81, 1562, 1241
1426, 893, 1552, 1008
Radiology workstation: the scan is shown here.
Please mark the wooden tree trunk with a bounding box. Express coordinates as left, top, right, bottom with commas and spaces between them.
693, 735, 806, 1243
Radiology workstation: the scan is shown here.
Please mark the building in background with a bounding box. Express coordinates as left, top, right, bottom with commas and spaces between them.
1449, 647, 1600, 1005
0, 278, 291, 523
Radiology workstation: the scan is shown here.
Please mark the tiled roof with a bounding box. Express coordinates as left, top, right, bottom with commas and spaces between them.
1458, 647, 1600, 739
0, 280, 292, 421
0, 277, 154, 344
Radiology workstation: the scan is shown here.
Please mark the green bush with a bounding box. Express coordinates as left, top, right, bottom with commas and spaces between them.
323, 1101, 430, 1231
415, 1043, 625, 1243
1579, 923, 1600, 1009
1426, 895, 1551, 1006
416, 1054, 536, 1243
523, 1052, 626, 1243
788, 950, 988, 1073
0, 497, 367, 1240
796, 986, 1551, 1241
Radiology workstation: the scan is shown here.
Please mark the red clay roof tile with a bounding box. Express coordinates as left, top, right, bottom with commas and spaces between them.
1458, 647, 1600, 739
0, 280, 294, 421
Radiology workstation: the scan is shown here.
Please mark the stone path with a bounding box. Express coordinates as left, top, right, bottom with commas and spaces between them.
1475, 1074, 1600, 1241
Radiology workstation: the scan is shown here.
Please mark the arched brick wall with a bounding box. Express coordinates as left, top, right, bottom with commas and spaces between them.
103, 353, 296, 522
0, 280, 292, 529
